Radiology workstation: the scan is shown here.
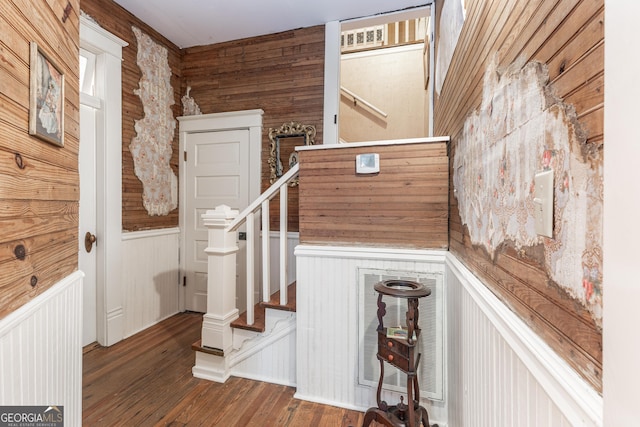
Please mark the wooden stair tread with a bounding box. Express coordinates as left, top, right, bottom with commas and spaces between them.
262, 281, 296, 312
230, 282, 296, 333
230, 306, 266, 332
191, 339, 224, 357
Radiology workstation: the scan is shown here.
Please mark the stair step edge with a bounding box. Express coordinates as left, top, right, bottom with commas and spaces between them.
191, 339, 224, 356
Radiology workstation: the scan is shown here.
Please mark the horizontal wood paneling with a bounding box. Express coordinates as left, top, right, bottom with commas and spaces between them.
81, 0, 182, 231
434, 0, 603, 391
0, 0, 80, 319
181, 26, 326, 232
298, 142, 448, 249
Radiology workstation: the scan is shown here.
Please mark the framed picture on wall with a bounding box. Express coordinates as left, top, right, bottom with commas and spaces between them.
29, 41, 64, 147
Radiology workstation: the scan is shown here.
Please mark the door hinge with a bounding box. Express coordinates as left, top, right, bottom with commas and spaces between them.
183, 151, 187, 161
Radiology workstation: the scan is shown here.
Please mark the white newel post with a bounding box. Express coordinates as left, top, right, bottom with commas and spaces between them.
201, 205, 239, 354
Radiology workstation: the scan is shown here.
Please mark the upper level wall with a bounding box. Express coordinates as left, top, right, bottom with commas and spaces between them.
434, 0, 604, 391
0, 0, 80, 318
181, 26, 325, 232
298, 138, 448, 249
340, 45, 428, 142
81, 0, 182, 231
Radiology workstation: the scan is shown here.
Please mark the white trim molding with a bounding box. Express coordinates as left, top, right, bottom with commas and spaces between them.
122, 227, 180, 241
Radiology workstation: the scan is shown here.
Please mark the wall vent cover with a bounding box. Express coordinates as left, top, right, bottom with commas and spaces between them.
358, 268, 444, 401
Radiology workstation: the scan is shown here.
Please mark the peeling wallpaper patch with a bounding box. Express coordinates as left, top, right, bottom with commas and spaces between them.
453, 57, 603, 325
181, 86, 202, 116
130, 26, 177, 216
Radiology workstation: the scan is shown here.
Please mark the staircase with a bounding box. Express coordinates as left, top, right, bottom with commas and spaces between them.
230, 282, 296, 332
191, 164, 300, 385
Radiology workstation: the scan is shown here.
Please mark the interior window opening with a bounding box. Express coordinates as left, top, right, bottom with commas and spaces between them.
79, 48, 96, 96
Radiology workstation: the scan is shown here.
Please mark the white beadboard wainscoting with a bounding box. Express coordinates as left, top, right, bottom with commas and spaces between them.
295, 245, 449, 425
446, 255, 602, 427
121, 228, 180, 339
0, 271, 84, 426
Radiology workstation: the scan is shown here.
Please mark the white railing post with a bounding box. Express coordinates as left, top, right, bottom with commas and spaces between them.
246, 211, 255, 325
279, 185, 288, 305
261, 199, 270, 303
201, 205, 239, 354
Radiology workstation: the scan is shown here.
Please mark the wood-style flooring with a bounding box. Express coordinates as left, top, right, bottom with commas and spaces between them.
83, 312, 365, 426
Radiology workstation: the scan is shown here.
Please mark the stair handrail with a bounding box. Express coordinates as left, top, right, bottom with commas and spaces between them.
227, 163, 299, 232
340, 86, 388, 118
225, 162, 299, 326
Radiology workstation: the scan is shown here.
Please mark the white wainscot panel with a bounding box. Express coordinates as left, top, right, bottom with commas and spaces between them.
294, 245, 448, 425
0, 272, 84, 426
122, 228, 180, 338
446, 255, 602, 427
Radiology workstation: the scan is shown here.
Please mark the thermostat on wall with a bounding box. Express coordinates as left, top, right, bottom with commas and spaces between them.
356, 153, 380, 174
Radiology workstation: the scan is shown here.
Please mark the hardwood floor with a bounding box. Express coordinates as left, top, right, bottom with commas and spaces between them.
83, 312, 365, 426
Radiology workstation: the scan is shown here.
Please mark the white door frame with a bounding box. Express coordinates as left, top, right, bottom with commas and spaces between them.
80, 16, 128, 346
178, 110, 263, 312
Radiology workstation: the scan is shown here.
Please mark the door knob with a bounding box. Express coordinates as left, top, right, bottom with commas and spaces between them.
84, 232, 97, 253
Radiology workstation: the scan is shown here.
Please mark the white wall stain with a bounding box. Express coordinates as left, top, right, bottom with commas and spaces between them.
436, 0, 466, 95
453, 56, 603, 325
130, 26, 177, 216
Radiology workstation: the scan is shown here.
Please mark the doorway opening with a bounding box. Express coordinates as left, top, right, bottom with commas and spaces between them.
323, 4, 434, 145
340, 11, 431, 143
79, 16, 127, 347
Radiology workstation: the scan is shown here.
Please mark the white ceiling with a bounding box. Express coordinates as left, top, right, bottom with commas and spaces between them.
112, 0, 430, 48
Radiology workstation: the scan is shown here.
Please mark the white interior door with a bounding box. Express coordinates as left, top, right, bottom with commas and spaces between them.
184, 129, 250, 313
79, 101, 99, 346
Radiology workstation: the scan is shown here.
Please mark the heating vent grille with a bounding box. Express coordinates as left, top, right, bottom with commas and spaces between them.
358, 268, 444, 401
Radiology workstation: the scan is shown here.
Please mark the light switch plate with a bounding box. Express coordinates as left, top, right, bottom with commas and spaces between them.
356, 153, 379, 174
533, 169, 554, 238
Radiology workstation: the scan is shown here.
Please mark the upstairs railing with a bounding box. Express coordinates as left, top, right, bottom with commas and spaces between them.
200, 163, 299, 357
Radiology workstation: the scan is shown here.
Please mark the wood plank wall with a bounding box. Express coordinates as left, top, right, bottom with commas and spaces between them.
81, 0, 182, 231
0, 0, 80, 318
298, 141, 448, 249
181, 26, 326, 232
434, 0, 604, 391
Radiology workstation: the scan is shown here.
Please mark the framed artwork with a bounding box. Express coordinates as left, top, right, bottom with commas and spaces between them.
29, 42, 64, 147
